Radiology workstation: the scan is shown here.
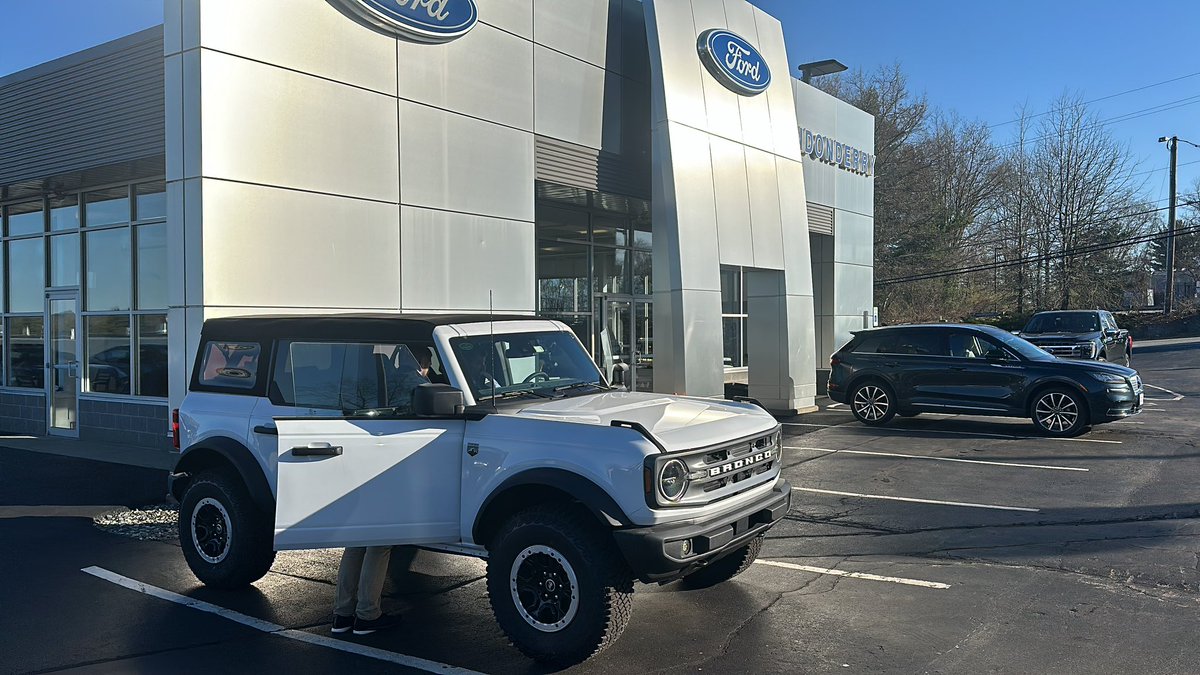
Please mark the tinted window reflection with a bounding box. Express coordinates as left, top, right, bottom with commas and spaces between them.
50, 234, 80, 287
8, 238, 45, 313
7, 201, 43, 236
136, 223, 167, 309
85, 188, 130, 227
87, 315, 131, 395
8, 316, 45, 388
138, 314, 168, 397
136, 181, 166, 220
86, 228, 131, 311
50, 196, 79, 231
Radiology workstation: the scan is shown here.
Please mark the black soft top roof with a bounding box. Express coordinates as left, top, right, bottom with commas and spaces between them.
199, 313, 543, 343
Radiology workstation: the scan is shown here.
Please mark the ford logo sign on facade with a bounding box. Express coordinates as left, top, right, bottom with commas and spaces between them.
332, 0, 478, 42
697, 29, 771, 96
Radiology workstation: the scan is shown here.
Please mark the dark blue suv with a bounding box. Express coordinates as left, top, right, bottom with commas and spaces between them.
827, 324, 1142, 437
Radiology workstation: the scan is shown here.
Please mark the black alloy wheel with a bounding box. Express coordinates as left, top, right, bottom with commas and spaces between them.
178, 470, 276, 589
486, 506, 633, 665
1031, 388, 1088, 437
850, 381, 896, 426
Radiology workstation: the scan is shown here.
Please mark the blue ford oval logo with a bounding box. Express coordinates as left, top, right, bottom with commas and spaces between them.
697, 29, 771, 96
332, 0, 478, 42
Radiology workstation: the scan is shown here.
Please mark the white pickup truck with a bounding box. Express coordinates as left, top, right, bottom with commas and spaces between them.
169, 314, 790, 664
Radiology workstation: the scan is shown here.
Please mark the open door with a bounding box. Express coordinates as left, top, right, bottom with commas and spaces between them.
274, 416, 465, 550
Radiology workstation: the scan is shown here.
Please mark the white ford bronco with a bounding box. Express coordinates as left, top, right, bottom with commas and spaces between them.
170, 314, 790, 664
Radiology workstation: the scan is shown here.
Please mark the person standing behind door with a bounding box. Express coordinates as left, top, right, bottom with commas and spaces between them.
331, 546, 400, 635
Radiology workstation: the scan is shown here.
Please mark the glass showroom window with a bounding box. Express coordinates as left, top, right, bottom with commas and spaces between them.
78, 181, 169, 398
720, 266, 748, 369
3, 200, 46, 389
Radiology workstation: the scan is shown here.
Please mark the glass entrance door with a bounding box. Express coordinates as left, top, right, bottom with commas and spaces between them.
597, 297, 653, 392
46, 294, 80, 436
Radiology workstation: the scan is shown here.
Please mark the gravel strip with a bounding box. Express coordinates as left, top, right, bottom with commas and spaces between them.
94, 504, 180, 543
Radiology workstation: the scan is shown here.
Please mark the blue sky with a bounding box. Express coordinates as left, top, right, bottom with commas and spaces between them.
1, 0, 1196, 201
751, 0, 1200, 205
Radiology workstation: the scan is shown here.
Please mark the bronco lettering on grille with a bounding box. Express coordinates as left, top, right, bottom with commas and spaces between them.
708, 448, 774, 478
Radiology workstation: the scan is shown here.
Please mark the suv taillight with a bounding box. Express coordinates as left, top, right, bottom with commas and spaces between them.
830, 353, 842, 368
171, 409, 180, 450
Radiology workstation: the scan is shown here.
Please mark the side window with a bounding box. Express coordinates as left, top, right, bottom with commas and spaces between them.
271, 341, 429, 413
198, 342, 261, 390
948, 332, 1006, 359
851, 334, 885, 354
889, 330, 946, 356
1102, 313, 1117, 331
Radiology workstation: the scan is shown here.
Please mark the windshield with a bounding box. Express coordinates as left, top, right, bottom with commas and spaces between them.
984, 328, 1057, 361
1023, 312, 1100, 334
450, 330, 606, 402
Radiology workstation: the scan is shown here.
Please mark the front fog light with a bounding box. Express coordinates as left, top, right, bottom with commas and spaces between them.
659, 459, 688, 502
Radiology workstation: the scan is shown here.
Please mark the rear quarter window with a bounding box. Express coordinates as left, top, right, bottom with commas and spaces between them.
853, 330, 945, 356
197, 341, 262, 390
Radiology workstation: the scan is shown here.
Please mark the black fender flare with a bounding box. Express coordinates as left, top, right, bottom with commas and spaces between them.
472, 468, 633, 545
172, 436, 275, 515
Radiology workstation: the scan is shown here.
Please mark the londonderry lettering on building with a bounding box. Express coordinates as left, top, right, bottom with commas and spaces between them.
800, 128, 875, 176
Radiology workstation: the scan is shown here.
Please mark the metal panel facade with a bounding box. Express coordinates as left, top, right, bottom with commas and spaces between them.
0, 27, 164, 190
644, 0, 817, 410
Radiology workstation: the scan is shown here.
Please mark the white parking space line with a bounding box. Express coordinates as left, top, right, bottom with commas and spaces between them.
81, 566, 481, 674
781, 422, 1122, 444
754, 559, 951, 589
792, 487, 1040, 512
1144, 384, 1184, 401
784, 446, 1089, 472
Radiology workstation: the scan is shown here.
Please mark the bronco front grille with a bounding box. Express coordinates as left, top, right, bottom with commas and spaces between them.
652, 427, 782, 507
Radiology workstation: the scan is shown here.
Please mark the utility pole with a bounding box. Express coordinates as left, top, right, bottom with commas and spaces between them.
1159, 135, 1178, 314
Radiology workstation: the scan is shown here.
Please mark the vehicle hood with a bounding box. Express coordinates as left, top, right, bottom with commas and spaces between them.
1019, 331, 1102, 343
507, 391, 778, 452
1046, 357, 1137, 378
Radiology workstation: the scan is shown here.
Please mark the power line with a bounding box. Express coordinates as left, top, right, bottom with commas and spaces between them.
997, 94, 1200, 151
882, 194, 1182, 261
986, 70, 1200, 129
878, 221, 1200, 287
876, 200, 1200, 286
1130, 158, 1200, 177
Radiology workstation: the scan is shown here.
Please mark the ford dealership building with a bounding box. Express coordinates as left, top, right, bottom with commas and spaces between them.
0, 0, 873, 448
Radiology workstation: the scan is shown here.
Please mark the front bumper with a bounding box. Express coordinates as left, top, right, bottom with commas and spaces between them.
612, 478, 792, 583
1089, 385, 1143, 422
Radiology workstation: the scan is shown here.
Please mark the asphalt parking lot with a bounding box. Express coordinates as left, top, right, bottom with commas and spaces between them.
2, 339, 1198, 674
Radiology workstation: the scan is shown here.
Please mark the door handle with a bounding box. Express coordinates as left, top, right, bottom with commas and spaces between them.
883, 361, 900, 368
253, 425, 278, 436
950, 366, 966, 371
291, 444, 343, 457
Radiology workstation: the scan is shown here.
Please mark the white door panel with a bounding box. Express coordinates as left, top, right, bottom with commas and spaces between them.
274, 417, 464, 550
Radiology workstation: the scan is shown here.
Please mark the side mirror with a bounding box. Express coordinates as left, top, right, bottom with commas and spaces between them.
413, 383, 465, 417
611, 363, 630, 389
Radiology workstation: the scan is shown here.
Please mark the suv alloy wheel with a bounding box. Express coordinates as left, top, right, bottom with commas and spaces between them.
850, 381, 896, 426
486, 505, 633, 665
1031, 387, 1089, 437
178, 469, 276, 589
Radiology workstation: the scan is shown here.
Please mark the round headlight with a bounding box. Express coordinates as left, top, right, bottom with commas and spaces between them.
659, 459, 688, 502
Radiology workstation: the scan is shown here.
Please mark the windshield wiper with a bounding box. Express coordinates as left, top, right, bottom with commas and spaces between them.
552, 381, 609, 394
481, 388, 555, 402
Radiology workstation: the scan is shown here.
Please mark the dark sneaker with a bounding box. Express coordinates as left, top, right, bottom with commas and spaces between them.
352, 613, 402, 635
331, 614, 354, 634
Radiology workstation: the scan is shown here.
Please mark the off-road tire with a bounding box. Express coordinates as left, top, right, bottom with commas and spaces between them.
680, 534, 764, 589
486, 505, 633, 666
178, 469, 276, 589
849, 380, 896, 426
1030, 387, 1089, 438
